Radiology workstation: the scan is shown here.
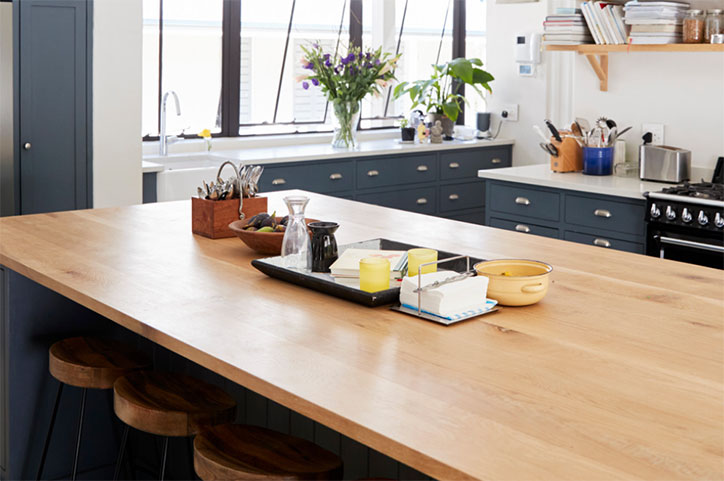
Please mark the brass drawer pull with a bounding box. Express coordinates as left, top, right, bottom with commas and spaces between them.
416, 198, 428, 205
593, 238, 611, 248
515, 224, 531, 233
271, 178, 286, 185
367, 170, 379, 177
448, 194, 459, 201
491, 158, 502, 164
515, 196, 530, 206
448, 162, 460, 169
594, 209, 611, 218
417, 165, 429, 172
329, 173, 343, 180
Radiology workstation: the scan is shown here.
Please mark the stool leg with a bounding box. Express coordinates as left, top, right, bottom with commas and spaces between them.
71, 387, 87, 481
36, 382, 64, 481
159, 437, 169, 481
112, 424, 129, 481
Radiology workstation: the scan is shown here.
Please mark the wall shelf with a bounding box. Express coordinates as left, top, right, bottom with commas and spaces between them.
545, 43, 724, 91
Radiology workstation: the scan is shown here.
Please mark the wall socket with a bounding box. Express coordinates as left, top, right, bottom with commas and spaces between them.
642, 123, 665, 145
499, 104, 519, 122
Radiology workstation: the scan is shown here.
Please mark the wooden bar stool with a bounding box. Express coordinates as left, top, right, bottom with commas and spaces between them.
37, 337, 151, 481
113, 370, 237, 480
194, 424, 344, 480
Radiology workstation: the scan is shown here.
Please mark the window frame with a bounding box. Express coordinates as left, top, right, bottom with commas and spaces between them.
143, 0, 474, 141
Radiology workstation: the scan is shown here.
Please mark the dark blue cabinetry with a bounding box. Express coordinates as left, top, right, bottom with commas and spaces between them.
484, 179, 645, 254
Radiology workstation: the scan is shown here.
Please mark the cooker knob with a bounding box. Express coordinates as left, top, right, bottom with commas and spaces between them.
681, 208, 692, 223
650, 203, 661, 218
697, 210, 709, 226
715, 212, 724, 228
665, 205, 676, 220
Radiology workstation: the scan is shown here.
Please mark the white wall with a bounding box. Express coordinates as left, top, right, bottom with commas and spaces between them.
484, 0, 724, 171
93, 0, 143, 208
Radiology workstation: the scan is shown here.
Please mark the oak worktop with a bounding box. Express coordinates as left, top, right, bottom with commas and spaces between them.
0, 192, 722, 480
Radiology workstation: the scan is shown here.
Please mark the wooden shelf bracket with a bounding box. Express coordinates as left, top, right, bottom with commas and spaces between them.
584, 53, 608, 92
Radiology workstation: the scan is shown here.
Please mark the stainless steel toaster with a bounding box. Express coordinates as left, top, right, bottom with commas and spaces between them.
639, 145, 691, 183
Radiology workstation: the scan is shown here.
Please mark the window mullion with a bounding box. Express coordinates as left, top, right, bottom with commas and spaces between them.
222, 0, 241, 137
156, 0, 163, 135
453, 0, 466, 125
382, 0, 408, 118
350, 0, 362, 48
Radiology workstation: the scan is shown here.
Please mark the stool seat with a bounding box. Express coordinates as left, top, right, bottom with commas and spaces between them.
114, 371, 236, 437
194, 424, 344, 480
49, 337, 151, 389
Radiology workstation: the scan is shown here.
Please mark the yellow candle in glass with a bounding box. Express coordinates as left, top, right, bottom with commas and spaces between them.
359, 257, 390, 292
407, 248, 438, 277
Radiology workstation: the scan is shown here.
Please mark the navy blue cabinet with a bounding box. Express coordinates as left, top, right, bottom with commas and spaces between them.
484, 179, 645, 254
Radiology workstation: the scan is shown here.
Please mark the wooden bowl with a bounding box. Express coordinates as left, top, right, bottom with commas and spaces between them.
228, 218, 319, 256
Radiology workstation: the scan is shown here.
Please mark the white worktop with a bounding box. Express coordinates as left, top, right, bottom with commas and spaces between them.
143, 137, 514, 173
477, 164, 712, 199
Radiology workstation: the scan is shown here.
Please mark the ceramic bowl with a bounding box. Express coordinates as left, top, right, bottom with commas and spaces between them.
228, 218, 319, 256
473, 259, 552, 306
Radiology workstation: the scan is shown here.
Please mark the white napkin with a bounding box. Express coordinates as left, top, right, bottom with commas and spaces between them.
399, 270, 489, 318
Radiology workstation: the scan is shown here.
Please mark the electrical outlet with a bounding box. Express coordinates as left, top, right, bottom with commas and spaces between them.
642, 123, 664, 145
499, 104, 519, 122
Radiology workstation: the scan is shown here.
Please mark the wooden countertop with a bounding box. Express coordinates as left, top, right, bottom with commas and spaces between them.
1, 191, 722, 480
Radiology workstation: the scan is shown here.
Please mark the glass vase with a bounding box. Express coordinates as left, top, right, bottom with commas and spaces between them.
281, 195, 311, 271
331, 99, 361, 149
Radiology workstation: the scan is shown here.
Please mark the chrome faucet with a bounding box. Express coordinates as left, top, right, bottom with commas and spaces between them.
159, 90, 181, 156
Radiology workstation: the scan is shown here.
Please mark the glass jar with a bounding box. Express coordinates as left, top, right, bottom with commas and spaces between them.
705, 9, 723, 43
683, 10, 705, 43
280, 195, 311, 271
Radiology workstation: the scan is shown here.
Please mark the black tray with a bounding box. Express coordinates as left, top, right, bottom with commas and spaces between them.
251, 238, 484, 307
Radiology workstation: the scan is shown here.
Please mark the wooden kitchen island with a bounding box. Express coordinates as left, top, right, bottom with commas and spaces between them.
1, 191, 722, 480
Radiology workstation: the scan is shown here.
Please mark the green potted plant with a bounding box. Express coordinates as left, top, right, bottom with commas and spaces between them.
393, 57, 493, 138
399, 118, 416, 142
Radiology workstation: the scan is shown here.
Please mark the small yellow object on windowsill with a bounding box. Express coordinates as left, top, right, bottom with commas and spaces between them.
198, 128, 212, 151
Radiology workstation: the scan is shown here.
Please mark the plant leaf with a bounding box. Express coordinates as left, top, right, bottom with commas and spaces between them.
450, 60, 473, 84
442, 101, 460, 122
472, 68, 494, 84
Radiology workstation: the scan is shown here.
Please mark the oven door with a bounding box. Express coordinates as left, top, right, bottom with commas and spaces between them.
647, 224, 724, 269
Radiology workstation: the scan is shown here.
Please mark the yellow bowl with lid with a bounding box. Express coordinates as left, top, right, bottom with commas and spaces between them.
473, 259, 552, 306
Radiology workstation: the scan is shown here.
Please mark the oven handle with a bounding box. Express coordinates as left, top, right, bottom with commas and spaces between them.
655, 235, 724, 254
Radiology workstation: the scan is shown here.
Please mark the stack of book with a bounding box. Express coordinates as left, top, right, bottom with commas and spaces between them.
624, 1, 689, 44
581, 1, 629, 45
543, 9, 594, 45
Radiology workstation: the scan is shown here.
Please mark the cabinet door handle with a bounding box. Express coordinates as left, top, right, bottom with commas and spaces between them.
491, 158, 502, 164
271, 178, 286, 185
593, 238, 611, 248
515, 224, 531, 233
329, 173, 343, 180
515, 196, 530, 206
23, 142, 32, 151
416, 165, 429, 172
594, 209, 611, 218
448, 194, 459, 201
448, 162, 460, 169
367, 170, 379, 177
416, 198, 428, 205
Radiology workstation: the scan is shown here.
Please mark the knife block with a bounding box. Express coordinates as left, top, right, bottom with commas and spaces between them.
192, 196, 268, 239
550, 134, 583, 173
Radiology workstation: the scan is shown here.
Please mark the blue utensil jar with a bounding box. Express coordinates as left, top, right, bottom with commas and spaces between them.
583, 147, 614, 175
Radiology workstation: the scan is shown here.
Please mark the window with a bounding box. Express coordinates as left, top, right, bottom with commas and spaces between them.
142, 0, 486, 139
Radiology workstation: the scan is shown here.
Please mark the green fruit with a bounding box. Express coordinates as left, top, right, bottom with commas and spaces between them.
257, 226, 274, 232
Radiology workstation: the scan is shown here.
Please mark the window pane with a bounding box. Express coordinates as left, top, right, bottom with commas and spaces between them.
161, 0, 223, 135
466, 0, 488, 122
361, 0, 453, 129
239, 0, 348, 135
142, 0, 160, 137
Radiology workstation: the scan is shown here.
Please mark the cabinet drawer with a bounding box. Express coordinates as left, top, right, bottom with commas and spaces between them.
356, 187, 436, 215
565, 194, 645, 236
259, 161, 354, 193
443, 210, 486, 225
489, 217, 559, 239
356, 154, 437, 189
440, 148, 511, 180
439, 182, 485, 212
564, 231, 644, 253
488, 183, 560, 221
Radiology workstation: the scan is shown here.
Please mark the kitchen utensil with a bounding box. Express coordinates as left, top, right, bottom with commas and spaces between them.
533, 125, 551, 143
309, 222, 339, 273
539, 142, 558, 156
604, 118, 617, 130
473, 259, 552, 307
639, 145, 691, 183
575, 117, 590, 133
611, 126, 632, 144
544, 119, 562, 142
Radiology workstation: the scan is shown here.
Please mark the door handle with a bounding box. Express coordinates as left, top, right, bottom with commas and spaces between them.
515, 196, 530, 206
448, 162, 460, 169
271, 178, 286, 185
329, 173, 343, 180
416, 165, 428, 172
23, 142, 32, 151
416, 198, 428, 205
515, 224, 531, 233
594, 209, 612, 218
491, 158, 502, 164
448, 194, 459, 201
367, 170, 379, 177
593, 238, 611, 248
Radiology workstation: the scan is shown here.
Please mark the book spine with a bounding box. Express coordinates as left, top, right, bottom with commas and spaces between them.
581, 3, 602, 44
592, 2, 612, 44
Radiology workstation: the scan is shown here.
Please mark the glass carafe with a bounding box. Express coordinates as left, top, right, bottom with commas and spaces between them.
281, 195, 311, 270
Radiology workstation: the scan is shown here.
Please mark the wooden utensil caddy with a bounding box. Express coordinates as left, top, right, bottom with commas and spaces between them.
192, 196, 267, 239
550, 131, 583, 173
